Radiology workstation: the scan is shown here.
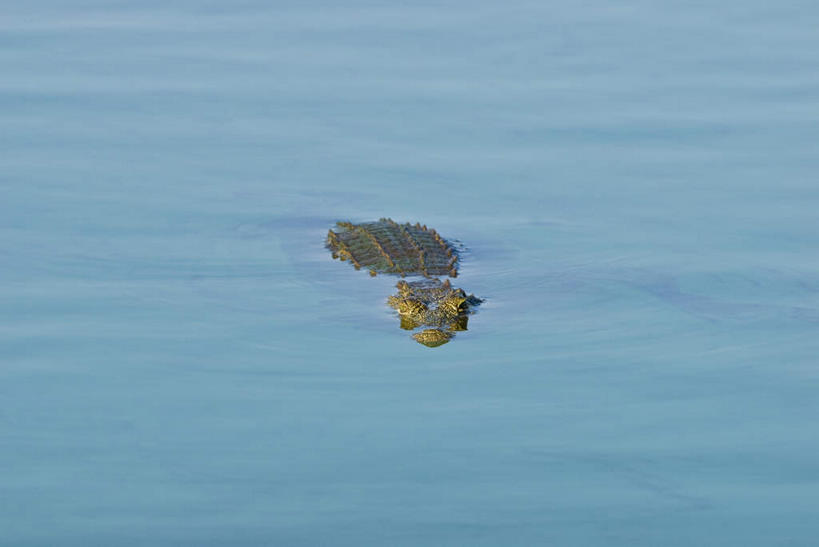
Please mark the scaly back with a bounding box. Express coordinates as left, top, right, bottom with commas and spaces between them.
326, 218, 458, 277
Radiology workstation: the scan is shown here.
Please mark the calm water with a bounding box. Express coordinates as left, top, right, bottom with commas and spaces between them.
2, 1, 819, 545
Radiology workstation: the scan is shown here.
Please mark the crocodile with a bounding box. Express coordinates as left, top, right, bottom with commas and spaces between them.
326, 218, 482, 346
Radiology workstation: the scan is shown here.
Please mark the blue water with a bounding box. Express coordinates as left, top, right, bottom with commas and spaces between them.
3, 1, 819, 545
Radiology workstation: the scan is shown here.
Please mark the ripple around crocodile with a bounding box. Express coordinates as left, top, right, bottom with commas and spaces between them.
326, 218, 482, 347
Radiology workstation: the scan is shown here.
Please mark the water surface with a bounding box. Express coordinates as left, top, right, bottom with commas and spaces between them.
2, 1, 819, 545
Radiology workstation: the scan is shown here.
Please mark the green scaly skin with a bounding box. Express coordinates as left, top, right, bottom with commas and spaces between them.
387, 279, 482, 346
326, 219, 482, 346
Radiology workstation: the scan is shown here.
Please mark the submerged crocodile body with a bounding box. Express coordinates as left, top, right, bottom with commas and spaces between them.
326, 218, 482, 347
